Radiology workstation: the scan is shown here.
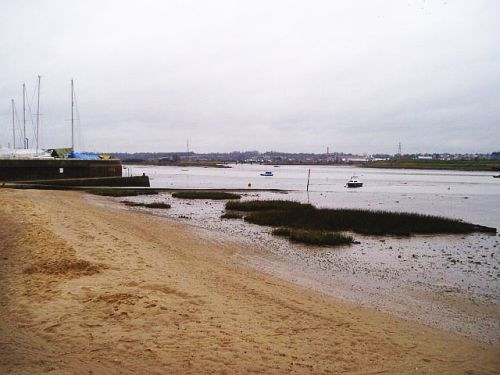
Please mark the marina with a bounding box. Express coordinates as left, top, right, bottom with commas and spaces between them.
0, 78, 136, 185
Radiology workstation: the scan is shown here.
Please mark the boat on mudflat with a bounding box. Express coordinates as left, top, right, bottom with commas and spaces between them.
346, 176, 363, 188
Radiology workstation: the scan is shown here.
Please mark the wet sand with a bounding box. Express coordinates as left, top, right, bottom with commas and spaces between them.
1, 189, 499, 374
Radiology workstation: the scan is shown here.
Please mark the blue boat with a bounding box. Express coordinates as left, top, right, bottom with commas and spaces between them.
260, 171, 274, 177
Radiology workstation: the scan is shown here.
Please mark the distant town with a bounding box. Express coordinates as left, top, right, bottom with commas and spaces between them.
111, 150, 500, 166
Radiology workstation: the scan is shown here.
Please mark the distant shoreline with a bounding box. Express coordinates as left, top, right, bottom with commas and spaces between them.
363, 159, 500, 172
123, 160, 232, 168
123, 159, 500, 172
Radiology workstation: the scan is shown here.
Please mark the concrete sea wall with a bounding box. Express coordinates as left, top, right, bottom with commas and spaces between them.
0, 159, 123, 181
17, 175, 150, 188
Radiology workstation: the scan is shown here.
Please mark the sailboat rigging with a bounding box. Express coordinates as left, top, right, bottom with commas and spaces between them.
71, 79, 74, 151
36, 75, 41, 154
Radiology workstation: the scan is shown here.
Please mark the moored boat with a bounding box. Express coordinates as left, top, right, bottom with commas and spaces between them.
260, 171, 274, 177
346, 176, 363, 188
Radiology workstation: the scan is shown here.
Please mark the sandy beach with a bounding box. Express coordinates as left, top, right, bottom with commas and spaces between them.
1, 189, 499, 374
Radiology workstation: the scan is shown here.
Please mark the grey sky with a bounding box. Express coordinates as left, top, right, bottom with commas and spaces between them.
1, 0, 499, 154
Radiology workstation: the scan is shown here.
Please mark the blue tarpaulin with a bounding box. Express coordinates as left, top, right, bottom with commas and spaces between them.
68, 152, 101, 160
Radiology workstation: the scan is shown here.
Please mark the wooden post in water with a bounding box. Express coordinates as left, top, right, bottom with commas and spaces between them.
306, 168, 311, 192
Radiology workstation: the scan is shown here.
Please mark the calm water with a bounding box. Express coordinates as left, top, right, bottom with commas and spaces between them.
127, 164, 500, 228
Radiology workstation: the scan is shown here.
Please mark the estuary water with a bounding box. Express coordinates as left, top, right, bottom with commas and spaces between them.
127, 164, 500, 228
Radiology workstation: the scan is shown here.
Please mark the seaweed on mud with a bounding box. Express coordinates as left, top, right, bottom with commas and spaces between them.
221, 211, 244, 219
121, 201, 171, 209
172, 191, 241, 200
87, 189, 159, 197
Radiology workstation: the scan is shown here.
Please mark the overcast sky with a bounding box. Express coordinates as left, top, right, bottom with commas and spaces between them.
1, 0, 499, 154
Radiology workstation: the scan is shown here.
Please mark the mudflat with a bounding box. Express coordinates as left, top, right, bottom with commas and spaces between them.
0, 189, 498, 374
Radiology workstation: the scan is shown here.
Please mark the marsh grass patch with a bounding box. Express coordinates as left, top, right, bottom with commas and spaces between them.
172, 191, 241, 200
224, 200, 495, 236
121, 201, 171, 209
271, 227, 353, 246
88, 189, 159, 197
226, 200, 310, 211
271, 227, 291, 236
221, 211, 244, 219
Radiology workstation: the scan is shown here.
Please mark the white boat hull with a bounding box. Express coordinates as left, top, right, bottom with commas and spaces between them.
347, 182, 363, 188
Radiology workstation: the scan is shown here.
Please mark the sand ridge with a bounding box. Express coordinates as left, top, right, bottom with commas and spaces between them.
0, 188, 498, 374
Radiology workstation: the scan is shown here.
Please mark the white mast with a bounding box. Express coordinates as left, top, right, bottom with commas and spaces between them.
22, 83, 26, 149
36, 75, 41, 154
71, 79, 74, 151
11, 99, 15, 149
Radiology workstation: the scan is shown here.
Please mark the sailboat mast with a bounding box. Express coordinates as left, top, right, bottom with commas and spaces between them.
22, 83, 26, 149
36, 75, 41, 154
11, 99, 15, 149
71, 79, 74, 151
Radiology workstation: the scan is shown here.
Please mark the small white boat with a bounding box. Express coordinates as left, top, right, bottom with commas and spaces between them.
346, 176, 363, 188
260, 171, 274, 177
